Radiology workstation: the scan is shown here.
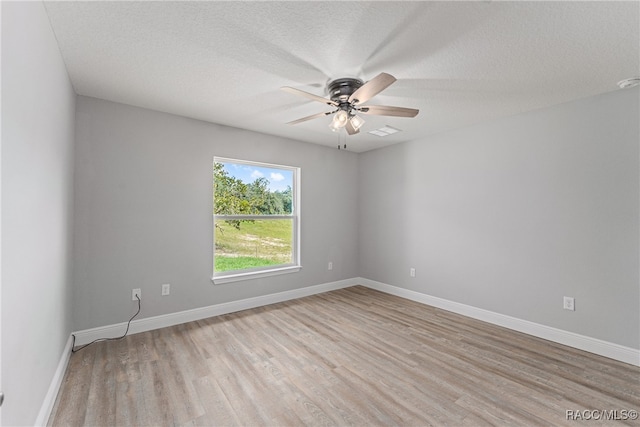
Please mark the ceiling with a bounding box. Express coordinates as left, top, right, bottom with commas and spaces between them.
43, 1, 639, 153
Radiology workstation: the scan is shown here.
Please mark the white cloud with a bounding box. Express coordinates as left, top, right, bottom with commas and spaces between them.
250, 170, 264, 179
270, 172, 285, 181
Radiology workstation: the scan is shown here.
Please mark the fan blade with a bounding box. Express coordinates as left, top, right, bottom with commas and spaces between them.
345, 120, 360, 135
348, 72, 396, 104
286, 111, 333, 125
359, 105, 419, 117
281, 87, 338, 106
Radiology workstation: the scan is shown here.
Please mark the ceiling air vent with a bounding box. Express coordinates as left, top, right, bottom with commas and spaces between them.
369, 126, 401, 137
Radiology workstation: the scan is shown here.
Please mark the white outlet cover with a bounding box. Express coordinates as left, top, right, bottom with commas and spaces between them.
563, 296, 575, 311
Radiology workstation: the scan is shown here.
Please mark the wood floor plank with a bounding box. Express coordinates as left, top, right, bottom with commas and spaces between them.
192, 375, 242, 426
82, 343, 117, 426
47, 344, 96, 426
50, 286, 640, 426
138, 359, 174, 426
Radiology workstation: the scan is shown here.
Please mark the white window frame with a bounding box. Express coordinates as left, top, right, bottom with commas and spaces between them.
212, 157, 301, 284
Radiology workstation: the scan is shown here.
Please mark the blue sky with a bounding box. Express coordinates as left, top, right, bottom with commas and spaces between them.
222, 162, 293, 192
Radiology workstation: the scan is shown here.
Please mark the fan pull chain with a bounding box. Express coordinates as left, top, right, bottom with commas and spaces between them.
337, 131, 347, 150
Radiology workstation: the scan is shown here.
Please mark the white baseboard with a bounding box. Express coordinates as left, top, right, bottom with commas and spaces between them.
73, 278, 357, 346
35, 334, 74, 426
358, 278, 640, 367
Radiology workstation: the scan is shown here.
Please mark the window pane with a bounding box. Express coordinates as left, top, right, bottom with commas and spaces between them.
214, 162, 293, 215
214, 218, 293, 273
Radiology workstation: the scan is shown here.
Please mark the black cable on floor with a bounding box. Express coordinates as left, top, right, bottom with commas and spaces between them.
71, 294, 141, 353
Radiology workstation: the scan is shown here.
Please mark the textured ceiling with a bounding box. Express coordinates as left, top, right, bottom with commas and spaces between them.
43, 1, 639, 153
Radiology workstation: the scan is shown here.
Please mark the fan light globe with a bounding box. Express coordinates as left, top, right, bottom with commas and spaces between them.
329, 110, 349, 131
350, 115, 365, 130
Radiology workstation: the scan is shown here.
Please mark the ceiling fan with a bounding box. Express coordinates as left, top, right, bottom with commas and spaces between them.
281, 72, 419, 135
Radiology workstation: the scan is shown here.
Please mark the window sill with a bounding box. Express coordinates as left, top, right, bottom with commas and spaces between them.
212, 265, 302, 285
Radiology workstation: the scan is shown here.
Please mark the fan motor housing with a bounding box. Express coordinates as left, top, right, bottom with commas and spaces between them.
327, 78, 364, 103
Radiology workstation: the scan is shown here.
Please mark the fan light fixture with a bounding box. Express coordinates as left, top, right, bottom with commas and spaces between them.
330, 110, 366, 133
329, 110, 349, 132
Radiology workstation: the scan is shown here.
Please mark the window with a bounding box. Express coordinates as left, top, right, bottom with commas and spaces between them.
212, 157, 300, 283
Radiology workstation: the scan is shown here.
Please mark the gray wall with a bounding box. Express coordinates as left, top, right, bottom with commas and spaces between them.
1, 2, 76, 425
73, 96, 359, 330
358, 88, 639, 349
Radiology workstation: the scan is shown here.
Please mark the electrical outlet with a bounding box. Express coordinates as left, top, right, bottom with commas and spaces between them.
563, 296, 575, 311
328, 262, 333, 271
162, 283, 170, 296
132, 288, 141, 301
410, 268, 416, 277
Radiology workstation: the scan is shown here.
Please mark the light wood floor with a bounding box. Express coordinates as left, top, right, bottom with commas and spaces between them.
49, 286, 640, 426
